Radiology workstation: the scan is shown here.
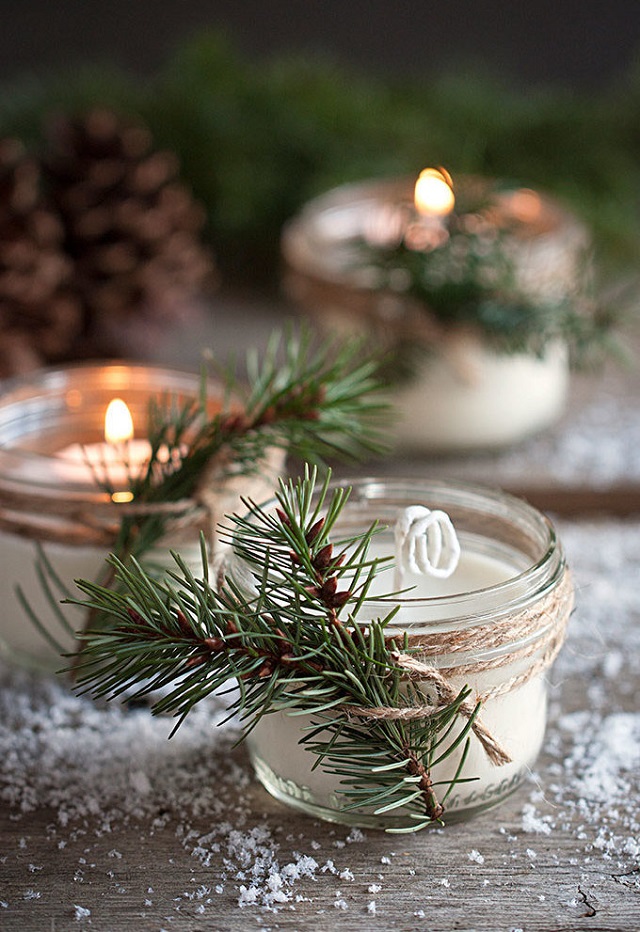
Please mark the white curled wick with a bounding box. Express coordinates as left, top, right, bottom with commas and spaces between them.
393, 505, 461, 591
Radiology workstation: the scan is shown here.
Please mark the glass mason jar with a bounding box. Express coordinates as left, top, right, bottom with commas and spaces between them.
226, 477, 573, 828
282, 177, 589, 452
0, 362, 282, 668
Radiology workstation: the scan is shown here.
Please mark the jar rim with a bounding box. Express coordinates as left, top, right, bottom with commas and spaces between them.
0, 361, 221, 498
282, 174, 586, 285
229, 475, 566, 626
341, 474, 560, 602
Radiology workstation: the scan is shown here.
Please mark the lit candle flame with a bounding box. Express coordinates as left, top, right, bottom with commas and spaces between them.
414, 167, 455, 218
104, 398, 134, 444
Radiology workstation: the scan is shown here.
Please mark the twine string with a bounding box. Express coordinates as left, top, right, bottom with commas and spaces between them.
0, 447, 285, 550
347, 652, 511, 766
0, 486, 207, 546
344, 569, 574, 768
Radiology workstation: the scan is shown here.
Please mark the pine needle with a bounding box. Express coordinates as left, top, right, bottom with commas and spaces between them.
65, 468, 493, 831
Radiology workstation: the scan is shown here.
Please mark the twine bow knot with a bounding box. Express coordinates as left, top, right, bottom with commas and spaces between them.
347, 650, 511, 767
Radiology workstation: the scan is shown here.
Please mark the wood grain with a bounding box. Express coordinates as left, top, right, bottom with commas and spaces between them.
504, 482, 640, 516
2, 589, 640, 932
1, 733, 638, 932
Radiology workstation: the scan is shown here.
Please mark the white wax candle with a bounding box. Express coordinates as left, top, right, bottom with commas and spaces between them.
54, 439, 152, 488
373, 544, 511, 598
0, 531, 205, 665
247, 541, 547, 826
249, 671, 546, 822
52, 398, 152, 489
392, 338, 569, 452
350, 537, 525, 627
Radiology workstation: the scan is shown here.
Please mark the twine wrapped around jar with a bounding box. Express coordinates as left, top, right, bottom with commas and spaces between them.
344, 567, 574, 767
0, 447, 285, 551
239, 477, 574, 827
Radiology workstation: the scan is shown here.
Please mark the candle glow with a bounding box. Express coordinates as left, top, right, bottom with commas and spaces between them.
414, 167, 455, 218
53, 397, 149, 496
104, 398, 134, 445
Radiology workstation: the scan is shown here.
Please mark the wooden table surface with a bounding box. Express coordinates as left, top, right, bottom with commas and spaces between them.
2, 543, 640, 932
2, 293, 640, 931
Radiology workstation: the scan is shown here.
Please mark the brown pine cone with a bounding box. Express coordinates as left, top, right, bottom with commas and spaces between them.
43, 109, 217, 356
0, 138, 81, 379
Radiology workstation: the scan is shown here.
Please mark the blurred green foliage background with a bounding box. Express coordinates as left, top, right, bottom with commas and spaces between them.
1, 31, 638, 284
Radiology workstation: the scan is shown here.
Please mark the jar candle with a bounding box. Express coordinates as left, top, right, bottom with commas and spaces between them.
282, 176, 588, 451
0, 362, 282, 668
226, 478, 573, 828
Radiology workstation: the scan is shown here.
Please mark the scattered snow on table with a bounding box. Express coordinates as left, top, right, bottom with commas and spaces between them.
440, 394, 640, 488
1, 518, 639, 917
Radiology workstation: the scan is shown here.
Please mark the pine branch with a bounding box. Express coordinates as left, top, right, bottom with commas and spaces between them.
67, 468, 486, 830
89, 327, 386, 593
21, 326, 388, 671
355, 200, 619, 380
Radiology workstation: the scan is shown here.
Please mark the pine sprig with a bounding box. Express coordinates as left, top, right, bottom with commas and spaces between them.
221, 327, 388, 465
20, 327, 388, 660
95, 327, 386, 569
354, 190, 619, 379
68, 468, 484, 830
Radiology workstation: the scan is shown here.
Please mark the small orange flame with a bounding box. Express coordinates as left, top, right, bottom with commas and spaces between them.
414, 168, 455, 218
104, 398, 134, 444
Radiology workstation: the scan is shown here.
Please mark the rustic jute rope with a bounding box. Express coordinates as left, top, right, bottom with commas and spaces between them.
0, 484, 211, 547
345, 569, 574, 767
0, 449, 284, 550
284, 266, 451, 348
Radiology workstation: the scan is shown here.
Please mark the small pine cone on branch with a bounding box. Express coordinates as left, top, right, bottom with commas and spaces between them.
43, 108, 217, 356
0, 138, 82, 379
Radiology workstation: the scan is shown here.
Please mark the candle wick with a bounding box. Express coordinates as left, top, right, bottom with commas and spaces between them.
393, 506, 461, 592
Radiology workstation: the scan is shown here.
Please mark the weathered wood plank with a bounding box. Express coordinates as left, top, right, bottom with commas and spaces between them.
503, 482, 640, 516
2, 641, 640, 932
2, 759, 639, 932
